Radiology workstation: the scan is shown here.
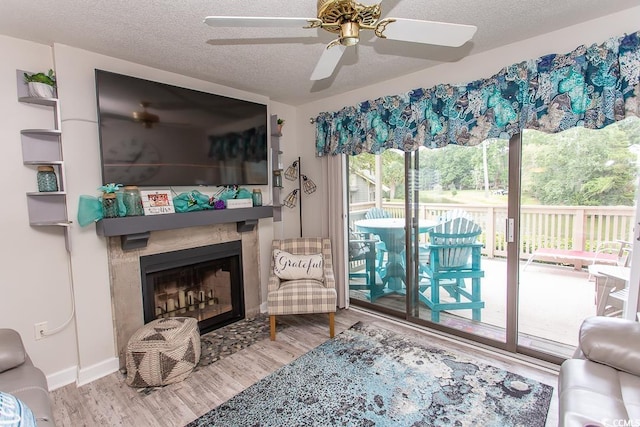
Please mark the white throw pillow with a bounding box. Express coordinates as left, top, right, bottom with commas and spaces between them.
0, 391, 37, 427
273, 249, 324, 281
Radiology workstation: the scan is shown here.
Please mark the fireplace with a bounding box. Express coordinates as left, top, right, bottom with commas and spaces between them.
106, 222, 262, 366
139, 241, 245, 334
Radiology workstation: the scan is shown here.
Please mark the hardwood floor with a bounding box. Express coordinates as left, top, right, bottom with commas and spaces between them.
51, 308, 559, 426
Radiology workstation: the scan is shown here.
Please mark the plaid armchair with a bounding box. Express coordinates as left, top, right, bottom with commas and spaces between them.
267, 237, 337, 340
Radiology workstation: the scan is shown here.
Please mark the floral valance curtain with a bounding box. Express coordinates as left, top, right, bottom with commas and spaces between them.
315, 31, 640, 157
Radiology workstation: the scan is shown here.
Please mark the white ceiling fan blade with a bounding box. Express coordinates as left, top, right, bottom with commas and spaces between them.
378, 18, 477, 47
310, 43, 347, 81
204, 16, 319, 28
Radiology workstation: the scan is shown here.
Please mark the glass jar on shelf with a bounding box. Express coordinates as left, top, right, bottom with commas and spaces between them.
122, 185, 144, 216
252, 189, 263, 207
273, 169, 283, 188
102, 192, 118, 218
36, 166, 58, 192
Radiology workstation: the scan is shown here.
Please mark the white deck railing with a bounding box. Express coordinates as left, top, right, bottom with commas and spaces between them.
349, 202, 635, 260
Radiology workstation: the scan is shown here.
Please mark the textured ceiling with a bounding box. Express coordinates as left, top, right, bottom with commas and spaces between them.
0, 0, 638, 105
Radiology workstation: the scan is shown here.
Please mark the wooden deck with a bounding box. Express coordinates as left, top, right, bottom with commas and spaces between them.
350, 257, 599, 359
523, 247, 619, 270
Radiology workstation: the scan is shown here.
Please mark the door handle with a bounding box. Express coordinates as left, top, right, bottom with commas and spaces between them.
506, 218, 515, 243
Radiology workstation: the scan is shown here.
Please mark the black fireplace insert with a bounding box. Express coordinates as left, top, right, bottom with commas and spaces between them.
139, 241, 245, 334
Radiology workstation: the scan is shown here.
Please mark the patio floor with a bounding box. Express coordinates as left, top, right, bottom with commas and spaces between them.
349, 258, 601, 359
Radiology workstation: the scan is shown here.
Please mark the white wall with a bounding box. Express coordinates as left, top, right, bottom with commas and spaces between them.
296, 6, 640, 238
0, 35, 79, 389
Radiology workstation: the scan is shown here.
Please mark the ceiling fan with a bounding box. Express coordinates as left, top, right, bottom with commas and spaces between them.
132, 102, 160, 128
204, 0, 477, 81
103, 102, 192, 129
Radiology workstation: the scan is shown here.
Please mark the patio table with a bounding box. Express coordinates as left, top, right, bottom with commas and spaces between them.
354, 218, 436, 294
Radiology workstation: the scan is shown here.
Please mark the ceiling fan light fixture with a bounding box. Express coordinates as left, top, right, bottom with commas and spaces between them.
132, 101, 160, 128
340, 21, 360, 46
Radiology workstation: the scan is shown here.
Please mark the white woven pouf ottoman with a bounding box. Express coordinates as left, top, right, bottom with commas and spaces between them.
125, 317, 201, 387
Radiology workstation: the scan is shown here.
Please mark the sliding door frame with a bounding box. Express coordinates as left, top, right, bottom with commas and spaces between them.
506, 133, 521, 354
346, 139, 566, 366
404, 144, 512, 352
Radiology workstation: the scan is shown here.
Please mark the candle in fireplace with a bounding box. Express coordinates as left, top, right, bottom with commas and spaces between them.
167, 298, 175, 315
178, 291, 186, 312
187, 291, 195, 311
199, 291, 206, 309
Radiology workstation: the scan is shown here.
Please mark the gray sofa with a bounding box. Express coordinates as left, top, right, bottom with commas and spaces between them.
0, 329, 55, 426
559, 316, 640, 427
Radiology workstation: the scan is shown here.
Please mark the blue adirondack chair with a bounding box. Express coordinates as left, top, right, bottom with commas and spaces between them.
364, 208, 392, 272
365, 208, 392, 220
418, 217, 485, 322
348, 229, 380, 297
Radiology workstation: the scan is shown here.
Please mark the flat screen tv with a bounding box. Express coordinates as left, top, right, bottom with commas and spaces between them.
95, 70, 268, 187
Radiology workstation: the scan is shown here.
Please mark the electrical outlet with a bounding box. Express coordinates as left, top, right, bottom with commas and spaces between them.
34, 322, 47, 340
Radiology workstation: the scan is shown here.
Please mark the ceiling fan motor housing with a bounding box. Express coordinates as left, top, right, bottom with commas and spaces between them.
317, 0, 381, 34
132, 101, 159, 128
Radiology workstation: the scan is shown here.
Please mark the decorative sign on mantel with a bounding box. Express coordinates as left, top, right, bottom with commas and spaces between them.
140, 190, 175, 215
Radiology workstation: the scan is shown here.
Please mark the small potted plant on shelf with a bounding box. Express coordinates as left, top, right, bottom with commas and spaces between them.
277, 118, 285, 134
23, 69, 56, 98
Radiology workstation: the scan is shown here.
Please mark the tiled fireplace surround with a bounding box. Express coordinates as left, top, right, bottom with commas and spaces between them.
106, 222, 262, 366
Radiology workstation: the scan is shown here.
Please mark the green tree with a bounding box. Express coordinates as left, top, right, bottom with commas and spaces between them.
349, 150, 405, 200
349, 116, 639, 206
348, 152, 375, 175
419, 144, 484, 192
523, 125, 637, 206
484, 139, 509, 190
381, 150, 405, 199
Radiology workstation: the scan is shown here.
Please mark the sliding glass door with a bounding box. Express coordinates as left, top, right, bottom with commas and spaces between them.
517, 118, 640, 359
348, 140, 510, 345
347, 150, 408, 313
347, 117, 640, 361
406, 142, 509, 344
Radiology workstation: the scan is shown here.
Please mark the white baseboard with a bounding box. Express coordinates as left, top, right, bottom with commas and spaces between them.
46, 366, 77, 391
76, 357, 120, 387
47, 357, 120, 390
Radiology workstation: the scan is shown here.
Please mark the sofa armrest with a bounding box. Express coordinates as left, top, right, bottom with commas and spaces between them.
579, 316, 640, 376
0, 329, 27, 373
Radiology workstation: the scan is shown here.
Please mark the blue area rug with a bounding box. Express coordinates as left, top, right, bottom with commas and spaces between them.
186, 322, 553, 426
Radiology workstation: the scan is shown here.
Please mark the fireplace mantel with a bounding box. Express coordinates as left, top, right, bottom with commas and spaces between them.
96, 206, 273, 250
